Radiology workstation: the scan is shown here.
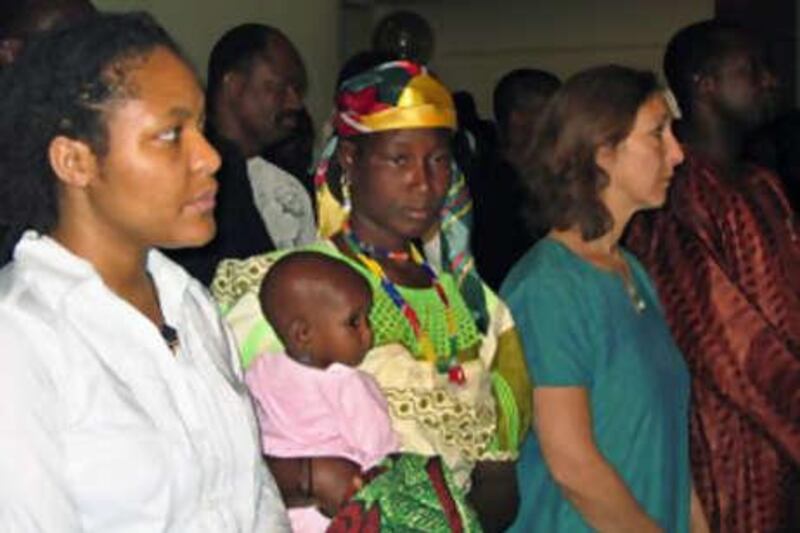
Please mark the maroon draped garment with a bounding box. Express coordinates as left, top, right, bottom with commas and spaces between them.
626, 151, 800, 532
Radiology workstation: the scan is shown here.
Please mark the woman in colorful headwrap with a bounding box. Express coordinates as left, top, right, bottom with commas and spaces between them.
211, 60, 532, 531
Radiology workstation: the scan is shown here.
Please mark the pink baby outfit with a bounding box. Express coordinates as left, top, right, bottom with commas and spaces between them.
245, 352, 399, 532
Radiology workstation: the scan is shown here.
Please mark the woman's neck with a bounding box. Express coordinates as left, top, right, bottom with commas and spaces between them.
347, 213, 410, 252
338, 214, 432, 288
598, 186, 639, 248
50, 219, 160, 323
549, 226, 626, 274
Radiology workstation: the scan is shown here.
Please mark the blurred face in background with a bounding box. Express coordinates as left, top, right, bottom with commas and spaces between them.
0, 0, 96, 66
705, 37, 778, 130
229, 34, 307, 151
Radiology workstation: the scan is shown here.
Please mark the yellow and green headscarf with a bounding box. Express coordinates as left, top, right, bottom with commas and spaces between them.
314, 60, 488, 331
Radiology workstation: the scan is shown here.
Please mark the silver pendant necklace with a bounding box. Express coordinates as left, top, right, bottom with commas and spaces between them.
621, 273, 647, 313
616, 252, 646, 314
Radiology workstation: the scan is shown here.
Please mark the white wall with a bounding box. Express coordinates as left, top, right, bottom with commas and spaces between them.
93, 0, 717, 124
94, 0, 340, 127
366, 0, 714, 117
342, 2, 375, 67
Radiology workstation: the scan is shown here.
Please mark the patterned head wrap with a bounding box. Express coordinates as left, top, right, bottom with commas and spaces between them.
314, 60, 488, 331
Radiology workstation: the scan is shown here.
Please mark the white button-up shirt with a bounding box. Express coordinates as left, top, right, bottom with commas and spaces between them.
0, 233, 290, 532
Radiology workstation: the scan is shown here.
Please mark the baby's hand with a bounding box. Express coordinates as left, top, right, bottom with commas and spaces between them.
311, 456, 363, 518
351, 474, 364, 492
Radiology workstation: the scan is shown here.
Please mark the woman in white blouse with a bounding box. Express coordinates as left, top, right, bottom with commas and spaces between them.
0, 12, 289, 532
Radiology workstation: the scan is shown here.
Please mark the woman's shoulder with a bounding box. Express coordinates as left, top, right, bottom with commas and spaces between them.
210, 240, 342, 310
502, 238, 586, 296
0, 239, 71, 330
0, 265, 54, 334
0, 263, 68, 396
209, 240, 355, 368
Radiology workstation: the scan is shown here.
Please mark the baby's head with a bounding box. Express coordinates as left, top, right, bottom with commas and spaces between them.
259, 251, 373, 368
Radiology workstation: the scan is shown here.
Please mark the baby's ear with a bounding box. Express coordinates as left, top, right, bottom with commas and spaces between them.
287, 318, 311, 350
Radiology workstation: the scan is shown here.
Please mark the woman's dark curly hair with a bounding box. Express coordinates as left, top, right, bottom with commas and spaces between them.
519, 64, 660, 241
0, 11, 187, 234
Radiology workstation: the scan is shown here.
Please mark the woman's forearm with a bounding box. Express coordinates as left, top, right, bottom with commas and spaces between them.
265, 454, 362, 516
468, 460, 520, 532
534, 388, 664, 532
690, 484, 710, 533
264, 456, 314, 508
551, 452, 662, 533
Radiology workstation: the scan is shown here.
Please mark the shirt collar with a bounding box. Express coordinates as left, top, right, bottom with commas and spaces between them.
11, 231, 191, 316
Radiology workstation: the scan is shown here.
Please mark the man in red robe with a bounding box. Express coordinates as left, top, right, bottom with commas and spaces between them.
626, 20, 800, 532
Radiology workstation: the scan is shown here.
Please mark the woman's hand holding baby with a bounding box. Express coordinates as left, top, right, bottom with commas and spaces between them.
309, 456, 364, 517
266, 455, 363, 517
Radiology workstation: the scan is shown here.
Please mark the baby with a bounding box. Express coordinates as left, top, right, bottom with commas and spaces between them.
247, 251, 480, 532
245, 251, 398, 531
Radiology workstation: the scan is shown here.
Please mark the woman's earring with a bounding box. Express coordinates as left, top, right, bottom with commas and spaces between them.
341, 174, 352, 213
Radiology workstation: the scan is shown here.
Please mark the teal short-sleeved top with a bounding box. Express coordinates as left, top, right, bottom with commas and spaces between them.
501, 238, 691, 533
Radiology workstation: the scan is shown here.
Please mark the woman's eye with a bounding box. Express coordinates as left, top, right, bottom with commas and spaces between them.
158, 126, 182, 143
651, 124, 667, 138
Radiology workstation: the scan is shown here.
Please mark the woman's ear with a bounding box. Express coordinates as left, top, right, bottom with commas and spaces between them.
48, 135, 98, 188
336, 138, 358, 175
594, 143, 617, 176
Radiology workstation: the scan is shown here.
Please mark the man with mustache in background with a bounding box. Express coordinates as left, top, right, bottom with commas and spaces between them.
170, 23, 316, 284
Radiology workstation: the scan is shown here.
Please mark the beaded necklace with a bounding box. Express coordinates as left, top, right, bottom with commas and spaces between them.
342, 221, 466, 385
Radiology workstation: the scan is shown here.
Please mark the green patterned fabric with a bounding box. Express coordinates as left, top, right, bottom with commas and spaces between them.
328, 454, 482, 532
210, 240, 533, 460
366, 264, 482, 362
213, 241, 483, 363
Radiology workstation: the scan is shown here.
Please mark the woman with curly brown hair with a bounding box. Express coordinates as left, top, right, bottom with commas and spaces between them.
0, 12, 288, 531
501, 65, 707, 532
